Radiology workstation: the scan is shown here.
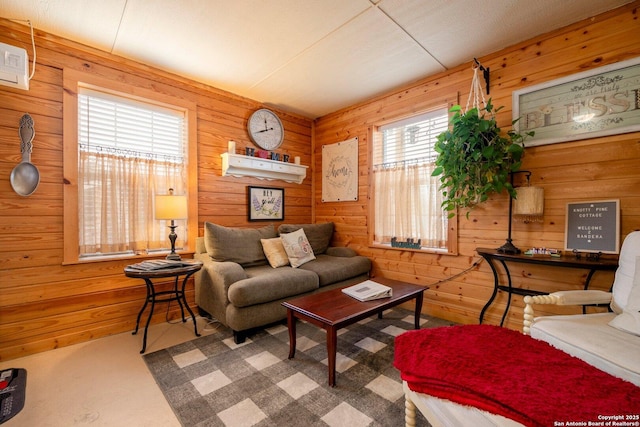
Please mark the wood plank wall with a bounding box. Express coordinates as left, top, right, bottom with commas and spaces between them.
0, 20, 313, 361
313, 3, 640, 329
1, 3, 639, 361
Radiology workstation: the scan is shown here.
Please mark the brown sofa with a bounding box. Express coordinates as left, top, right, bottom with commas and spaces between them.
194, 222, 371, 343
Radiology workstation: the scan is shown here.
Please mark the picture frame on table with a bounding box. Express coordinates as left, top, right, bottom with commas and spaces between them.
512, 56, 640, 147
565, 199, 620, 254
248, 186, 284, 221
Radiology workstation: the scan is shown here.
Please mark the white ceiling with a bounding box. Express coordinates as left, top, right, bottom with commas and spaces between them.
0, 0, 633, 118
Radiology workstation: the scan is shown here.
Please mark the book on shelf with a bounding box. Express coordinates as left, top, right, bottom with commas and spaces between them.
127, 259, 196, 271
342, 280, 392, 301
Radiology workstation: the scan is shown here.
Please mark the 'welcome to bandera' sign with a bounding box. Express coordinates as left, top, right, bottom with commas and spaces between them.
565, 200, 620, 254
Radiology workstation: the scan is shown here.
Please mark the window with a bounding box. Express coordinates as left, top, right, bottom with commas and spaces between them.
371, 107, 456, 252
63, 70, 197, 263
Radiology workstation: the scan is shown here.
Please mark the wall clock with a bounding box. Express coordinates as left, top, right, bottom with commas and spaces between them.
247, 108, 284, 151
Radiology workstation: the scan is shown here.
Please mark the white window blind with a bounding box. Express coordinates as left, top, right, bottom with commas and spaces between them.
77, 87, 187, 257
79, 88, 184, 160
374, 109, 449, 167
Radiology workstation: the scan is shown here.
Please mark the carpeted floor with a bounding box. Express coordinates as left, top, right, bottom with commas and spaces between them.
143, 308, 455, 426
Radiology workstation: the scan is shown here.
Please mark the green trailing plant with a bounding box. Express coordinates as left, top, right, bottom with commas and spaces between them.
432, 99, 534, 218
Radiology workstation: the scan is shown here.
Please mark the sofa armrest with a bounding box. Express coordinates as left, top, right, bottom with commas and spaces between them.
325, 246, 358, 257
523, 290, 612, 335
195, 253, 247, 290
194, 252, 247, 319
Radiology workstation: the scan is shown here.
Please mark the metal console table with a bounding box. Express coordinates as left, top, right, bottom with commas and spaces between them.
124, 261, 203, 353
476, 248, 618, 326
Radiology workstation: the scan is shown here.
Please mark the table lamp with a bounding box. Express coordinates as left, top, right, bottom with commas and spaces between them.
155, 188, 188, 260
497, 171, 544, 254
513, 185, 544, 224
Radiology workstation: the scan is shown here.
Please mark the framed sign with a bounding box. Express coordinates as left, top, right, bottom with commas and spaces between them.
248, 186, 284, 221
322, 137, 358, 202
564, 200, 620, 254
513, 56, 640, 146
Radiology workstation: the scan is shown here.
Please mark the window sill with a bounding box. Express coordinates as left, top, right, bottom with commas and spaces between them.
370, 242, 455, 255
63, 250, 195, 265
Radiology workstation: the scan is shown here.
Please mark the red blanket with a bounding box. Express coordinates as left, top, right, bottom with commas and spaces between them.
394, 325, 640, 427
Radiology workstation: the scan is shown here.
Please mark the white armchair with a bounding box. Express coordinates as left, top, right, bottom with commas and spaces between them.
522, 230, 640, 386
398, 233, 640, 427
522, 289, 613, 334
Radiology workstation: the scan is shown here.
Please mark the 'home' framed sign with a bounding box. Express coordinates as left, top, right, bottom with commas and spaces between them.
564, 199, 620, 254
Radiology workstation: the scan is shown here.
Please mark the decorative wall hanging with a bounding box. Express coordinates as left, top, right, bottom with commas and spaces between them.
248, 186, 284, 221
10, 113, 40, 196
322, 137, 358, 202
513, 56, 640, 147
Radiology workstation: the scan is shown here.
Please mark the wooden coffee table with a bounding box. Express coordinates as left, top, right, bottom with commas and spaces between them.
282, 277, 426, 386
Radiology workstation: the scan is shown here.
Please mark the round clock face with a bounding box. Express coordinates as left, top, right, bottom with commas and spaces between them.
247, 108, 284, 150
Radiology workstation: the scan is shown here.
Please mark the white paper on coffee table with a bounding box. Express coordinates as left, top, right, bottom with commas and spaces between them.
342, 280, 392, 301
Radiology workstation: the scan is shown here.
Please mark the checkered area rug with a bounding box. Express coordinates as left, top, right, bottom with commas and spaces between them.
143, 308, 455, 426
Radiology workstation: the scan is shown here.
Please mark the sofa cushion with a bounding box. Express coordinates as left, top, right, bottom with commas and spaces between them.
609, 256, 640, 336
195, 236, 207, 254
611, 231, 640, 313
531, 312, 640, 386
299, 253, 371, 287
260, 237, 290, 268
227, 265, 318, 307
278, 222, 334, 255
204, 222, 276, 267
281, 228, 316, 268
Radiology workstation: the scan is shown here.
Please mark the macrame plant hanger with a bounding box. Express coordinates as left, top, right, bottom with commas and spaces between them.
464, 63, 487, 114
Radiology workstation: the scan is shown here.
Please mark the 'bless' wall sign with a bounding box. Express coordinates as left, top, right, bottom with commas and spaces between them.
513, 56, 640, 147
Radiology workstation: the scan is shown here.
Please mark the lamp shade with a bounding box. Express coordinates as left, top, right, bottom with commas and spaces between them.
155, 193, 187, 220
513, 186, 544, 217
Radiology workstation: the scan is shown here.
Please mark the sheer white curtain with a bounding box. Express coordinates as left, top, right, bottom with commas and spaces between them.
373, 162, 447, 249
78, 149, 185, 256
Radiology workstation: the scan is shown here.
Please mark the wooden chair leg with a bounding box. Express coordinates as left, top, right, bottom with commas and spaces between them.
404, 394, 417, 427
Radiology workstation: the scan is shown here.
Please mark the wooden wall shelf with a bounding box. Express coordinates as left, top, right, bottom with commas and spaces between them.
220, 153, 308, 184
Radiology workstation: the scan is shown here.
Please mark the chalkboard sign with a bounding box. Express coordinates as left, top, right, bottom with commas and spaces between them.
565, 200, 620, 254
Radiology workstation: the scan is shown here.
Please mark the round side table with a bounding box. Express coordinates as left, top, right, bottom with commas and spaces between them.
124, 261, 203, 353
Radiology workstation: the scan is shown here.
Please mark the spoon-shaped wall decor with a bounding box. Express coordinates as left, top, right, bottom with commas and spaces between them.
10, 113, 40, 196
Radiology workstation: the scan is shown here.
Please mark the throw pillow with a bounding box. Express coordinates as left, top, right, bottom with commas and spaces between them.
281, 228, 316, 268
609, 256, 640, 336
204, 222, 276, 267
278, 222, 334, 254
260, 237, 290, 268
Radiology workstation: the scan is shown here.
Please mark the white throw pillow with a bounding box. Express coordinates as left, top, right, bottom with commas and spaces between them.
281, 228, 316, 268
260, 237, 289, 268
609, 256, 640, 336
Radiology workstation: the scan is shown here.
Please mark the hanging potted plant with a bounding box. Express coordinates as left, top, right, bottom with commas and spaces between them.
431, 99, 534, 218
